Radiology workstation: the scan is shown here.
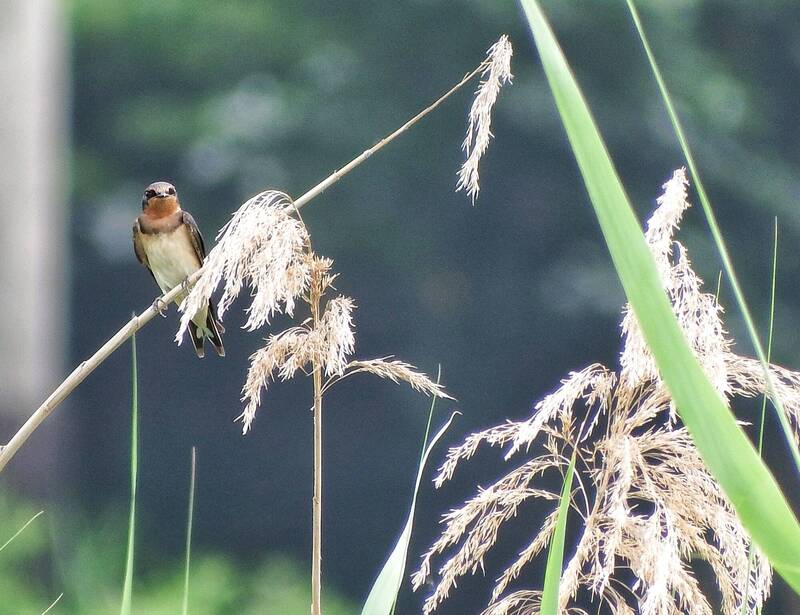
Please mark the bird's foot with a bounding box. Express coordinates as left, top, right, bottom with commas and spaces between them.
152, 296, 169, 318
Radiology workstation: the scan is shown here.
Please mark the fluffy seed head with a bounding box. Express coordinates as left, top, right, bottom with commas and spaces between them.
342, 358, 453, 400
177, 190, 311, 342
456, 34, 513, 203
414, 170, 780, 615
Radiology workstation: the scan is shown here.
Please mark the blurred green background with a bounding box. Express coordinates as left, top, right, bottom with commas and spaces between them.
2, 0, 800, 612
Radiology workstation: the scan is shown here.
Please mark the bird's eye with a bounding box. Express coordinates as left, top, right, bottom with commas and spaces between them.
145, 189, 156, 199
168, 187, 176, 195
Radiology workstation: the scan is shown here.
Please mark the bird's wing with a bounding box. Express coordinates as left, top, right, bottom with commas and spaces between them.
181, 211, 207, 261
132, 219, 158, 284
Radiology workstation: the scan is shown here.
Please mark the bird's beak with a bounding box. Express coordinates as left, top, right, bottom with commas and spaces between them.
155, 192, 168, 199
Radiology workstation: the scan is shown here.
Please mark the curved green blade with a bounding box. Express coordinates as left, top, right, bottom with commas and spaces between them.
539, 454, 576, 615
360, 410, 458, 615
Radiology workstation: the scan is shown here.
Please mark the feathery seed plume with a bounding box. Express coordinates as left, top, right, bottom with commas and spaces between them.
414, 170, 782, 615
177, 190, 311, 342
456, 34, 513, 203
341, 358, 453, 400
317, 296, 356, 377
202, 208, 452, 432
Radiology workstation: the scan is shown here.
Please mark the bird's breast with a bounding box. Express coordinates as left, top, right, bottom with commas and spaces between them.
140, 226, 202, 294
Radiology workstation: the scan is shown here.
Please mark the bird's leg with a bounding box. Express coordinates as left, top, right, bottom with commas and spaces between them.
180, 276, 192, 293
152, 295, 169, 318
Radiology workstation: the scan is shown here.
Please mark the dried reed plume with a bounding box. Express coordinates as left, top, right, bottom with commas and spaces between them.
239, 258, 450, 431
180, 189, 452, 615
177, 190, 311, 339
178, 190, 450, 433
413, 169, 795, 615
456, 34, 513, 202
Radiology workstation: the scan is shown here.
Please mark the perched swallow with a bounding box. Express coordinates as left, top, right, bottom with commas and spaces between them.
132, 181, 225, 358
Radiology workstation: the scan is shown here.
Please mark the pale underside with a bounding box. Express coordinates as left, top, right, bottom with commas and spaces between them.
140, 226, 208, 331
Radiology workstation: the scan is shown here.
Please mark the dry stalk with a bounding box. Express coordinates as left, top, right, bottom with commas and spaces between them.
312, 366, 324, 615
310, 280, 324, 615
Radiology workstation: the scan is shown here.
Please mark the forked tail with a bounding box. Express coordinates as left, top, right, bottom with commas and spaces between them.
187, 301, 225, 358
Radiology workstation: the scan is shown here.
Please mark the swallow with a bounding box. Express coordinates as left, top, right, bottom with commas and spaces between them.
132, 181, 225, 358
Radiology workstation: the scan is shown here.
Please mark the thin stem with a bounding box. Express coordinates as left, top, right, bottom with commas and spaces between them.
0, 303, 168, 473
417, 365, 441, 464
120, 331, 138, 615
312, 367, 323, 615
0, 51, 487, 474
311, 292, 324, 615
757, 219, 778, 455
40, 593, 63, 615
741, 218, 778, 615
182, 446, 197, 615
293, 64, 483, 210
0, 510, 44, 553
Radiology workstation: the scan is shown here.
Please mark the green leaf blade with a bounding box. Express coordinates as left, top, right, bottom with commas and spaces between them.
360, 409, 458, 615
182, 446, 197, 615
120, 331, 139, 615
539, 454, 576, 615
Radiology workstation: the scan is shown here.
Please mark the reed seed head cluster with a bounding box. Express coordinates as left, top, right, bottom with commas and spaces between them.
456, 34, 513, 203
177, 190, 451, 433
413, 169, 792, 615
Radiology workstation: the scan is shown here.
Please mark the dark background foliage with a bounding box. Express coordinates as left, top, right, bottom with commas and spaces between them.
10, 0, 800, 612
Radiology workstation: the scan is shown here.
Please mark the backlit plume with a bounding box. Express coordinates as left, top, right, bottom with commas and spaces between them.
413, 169, 796, 615
177, 190, 311, 338
456, 34, 513, 203
177, 191, 451, 433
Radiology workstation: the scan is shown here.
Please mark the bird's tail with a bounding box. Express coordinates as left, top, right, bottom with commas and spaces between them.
188, 302, 225, 358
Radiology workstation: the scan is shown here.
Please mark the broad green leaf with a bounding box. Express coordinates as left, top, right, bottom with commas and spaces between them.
519, 0, 800, 589
360, 409, 458, 615
539, 454, 575, 615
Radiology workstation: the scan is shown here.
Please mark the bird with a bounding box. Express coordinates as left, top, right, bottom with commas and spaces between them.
132, 181, 225, 358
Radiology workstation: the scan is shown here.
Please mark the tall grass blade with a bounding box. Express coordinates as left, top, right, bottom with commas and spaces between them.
120, 331, 139, 615
742, 218, 779, 614
519, 0, 800, 589
624, 0, 800, 473
361, 385, 456, 615
757, 219, 779, 455
0, 509, 43, 553
182, 446, 197, 615
539, 454, 575, 615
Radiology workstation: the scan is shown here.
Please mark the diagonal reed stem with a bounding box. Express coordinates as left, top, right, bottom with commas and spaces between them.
0, 57, 487, 474
0, 510, 44, 553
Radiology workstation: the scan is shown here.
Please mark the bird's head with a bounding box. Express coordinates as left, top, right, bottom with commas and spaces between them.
142, 181, 179, 214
